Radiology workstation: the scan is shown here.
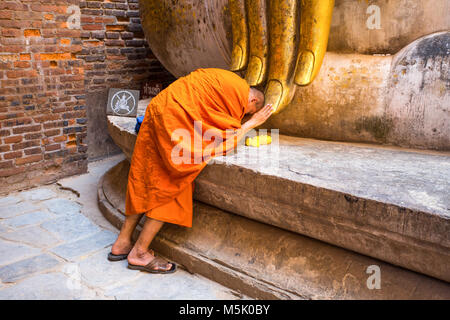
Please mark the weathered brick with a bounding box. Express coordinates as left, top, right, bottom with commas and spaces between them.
3, 117, 33, 127
0, 160, 13, 169
106, 48, 120, 55
24, 29, 41, 37
127, 24, 142, 32
125, 39, 145, 47
106, 32, 120, 39
129, 3, 139, 10
0, 10, 13, 19
43, 121, 67, 129
52, 135, 67, 143
4, 151, 22, 160
104, 10, 126, 17
20, 53, 31, 61
4, 135, 23, 144
60, 74, 84, 82
44, 144, 61, 152
21, 78, 38, 85
83, 24, 104, 31
105, 39, 124, 46
1, 37, 26, 46
80, 31, 91, 38
44, 149, 67, 160
91, 31, 105, 39
15, 154, 43, 165
126, 11, 140, 17
7, 69, 38, 79
81, 8, 103, 15
24, 133, 42, 140
0, 166, 25, 177
56, 29, 81, 38
0, 45, 27, 53
13, 140, 40, 151
115, 3, 128, 10
24, 147, 42, 155
44, 129, 60, 137
12, 125, 41, 134
30, 4, 67, 14
0, 2, 27, 11
0, 88, 16, 95
120, 31, 134, 39
106, 24, 126, 31
76, 118, 88, 124
84, 55, 105, 62
87, 1, 102, 9
92, 78, 105, 84
1, 28, 21, 38
14, 61, 31, 68
36, 53, 71, 61
0, 54, 17, 62
1, 79, 19, 87
103, 3, 115, 9
0, 129, 11, 137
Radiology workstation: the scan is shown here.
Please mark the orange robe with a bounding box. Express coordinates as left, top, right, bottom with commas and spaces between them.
125, 68, 250, 227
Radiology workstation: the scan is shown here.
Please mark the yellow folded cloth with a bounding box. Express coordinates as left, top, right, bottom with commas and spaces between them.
245, 135, 272, 147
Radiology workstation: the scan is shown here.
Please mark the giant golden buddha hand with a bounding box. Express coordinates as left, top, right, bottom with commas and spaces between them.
140, 0, 448, 151
229, 0, 334, 113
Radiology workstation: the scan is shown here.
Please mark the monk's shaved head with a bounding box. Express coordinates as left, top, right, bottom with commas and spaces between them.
251, 87, 265, 108
247, 87, 265, 114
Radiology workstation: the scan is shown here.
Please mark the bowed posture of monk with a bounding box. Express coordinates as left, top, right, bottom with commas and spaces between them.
109, 68, 272, 273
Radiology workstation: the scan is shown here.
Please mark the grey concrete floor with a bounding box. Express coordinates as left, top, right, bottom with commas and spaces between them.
0, 154, 244, 300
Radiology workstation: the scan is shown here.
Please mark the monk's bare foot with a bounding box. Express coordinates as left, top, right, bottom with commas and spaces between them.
111, 239, 133, 256
127, 247, 172, 271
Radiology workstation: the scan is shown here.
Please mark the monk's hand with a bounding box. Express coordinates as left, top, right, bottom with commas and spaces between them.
248, 104, 274, 128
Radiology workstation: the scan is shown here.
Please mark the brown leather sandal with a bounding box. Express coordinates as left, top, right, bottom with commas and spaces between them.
127, 256, 177, 274
108, 247, 144, 262
108, 248, 156, 262
107, 252, 129, 261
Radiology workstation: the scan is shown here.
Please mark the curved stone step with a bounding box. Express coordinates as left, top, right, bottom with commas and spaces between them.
107, 106, 450, 282
98, 160, 450, 299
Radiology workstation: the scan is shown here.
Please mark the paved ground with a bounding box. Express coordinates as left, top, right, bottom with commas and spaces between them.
0, 154, 243, 300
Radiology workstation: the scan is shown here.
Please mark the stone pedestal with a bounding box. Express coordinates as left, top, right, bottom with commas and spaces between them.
98, 104, 450, 298
98, 159, 450, 299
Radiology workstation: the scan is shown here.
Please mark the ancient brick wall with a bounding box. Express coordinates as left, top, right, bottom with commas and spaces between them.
0, 0, 173, 194
0, 0, 87, 194
78, 0, 174, 160
80, 0, 170, 91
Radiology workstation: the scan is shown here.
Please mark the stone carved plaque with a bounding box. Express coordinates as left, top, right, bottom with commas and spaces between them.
107, 88, 140, 117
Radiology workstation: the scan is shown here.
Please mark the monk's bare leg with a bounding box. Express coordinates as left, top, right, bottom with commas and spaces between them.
111, 214, 143, 255
127, 217, 172, 270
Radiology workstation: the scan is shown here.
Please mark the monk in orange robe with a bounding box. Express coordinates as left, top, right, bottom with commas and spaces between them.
109, 68, 272, 273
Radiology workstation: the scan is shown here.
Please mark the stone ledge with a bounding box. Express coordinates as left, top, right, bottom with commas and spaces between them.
106, 98, 149, 160
107, 101, 450, 282
98, 161, 450, 299
196, 137, 450, 282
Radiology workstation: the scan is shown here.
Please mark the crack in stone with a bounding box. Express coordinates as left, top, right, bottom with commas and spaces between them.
56, 183, 81, 198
